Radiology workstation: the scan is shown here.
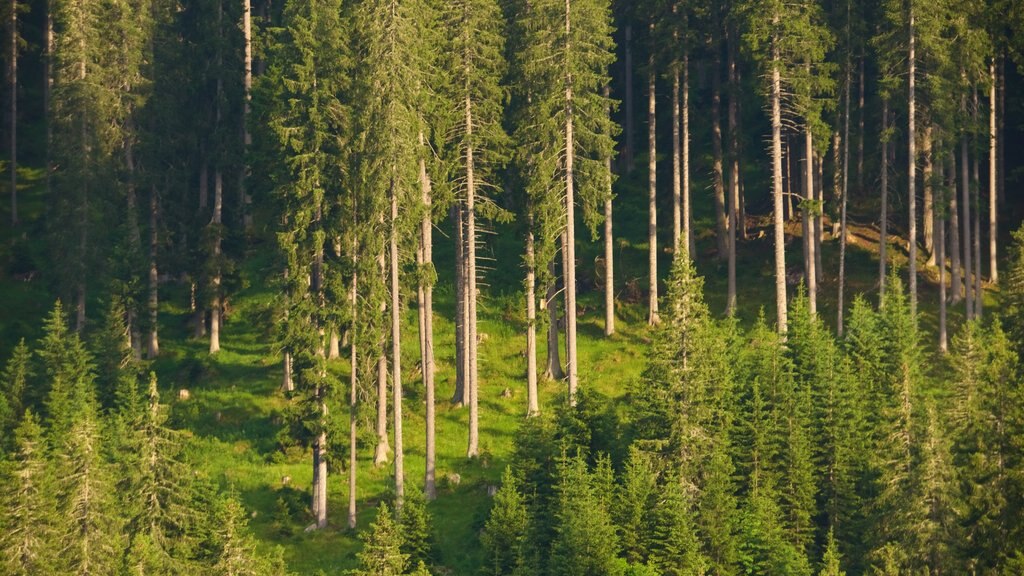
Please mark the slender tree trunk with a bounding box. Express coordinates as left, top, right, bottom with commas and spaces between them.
923, 124, 934, 264
44, 1, 52, 203
465, 99, 480, 459
770, 31, 787, 334
805, 127, 817, 315
972, 93, 982, 318
543, 261, 564, 380
240, 0, 252, 230
711, 42, 727, 260
726, 30, 739, 316
814, 152, 823, 284
210, 170, 223, 353
148, 186, 159, 357
126, 142, 142, 355
998, 55, 1005, 208
526, 209, 539, 416
961, 103, 973, 320
672, 68, 681, 255
949, 152, 962, 303
389, 182, 404, 506
785, 135, 793, 220
328, 330, 340, 360
452, 205, 467, 405
938, 213, 946, 352
420, 132, 436, 496
348, 264, 358, 528
9, 0, 16, 226
282, 352, 293, 392
907, 5, 917, 316
603, 87, 615, 336
647, 61, 659, 325
563, 0, 578, 404
838, 59, 851, 337
624, 25, 634, 172
374, 250, 390, 467
858, 55, 865, 198
989, 59, 998, 283
683, 55, 693, 257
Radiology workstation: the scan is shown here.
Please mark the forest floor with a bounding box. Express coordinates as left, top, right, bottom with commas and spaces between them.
0, 163, 998, 574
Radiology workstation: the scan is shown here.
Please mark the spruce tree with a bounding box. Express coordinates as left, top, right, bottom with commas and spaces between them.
549, 452, 620, 576
482, 468, 533, 576
398, 486, 433, 568
0, 411, 59, 575
615, 446, 659, 564
352, 502, 408, 576
0, 338, 30, 440
650, 468, 706, 576
210, 492, 287, 576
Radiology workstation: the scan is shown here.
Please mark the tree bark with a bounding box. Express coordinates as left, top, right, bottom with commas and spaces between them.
785, 135, 793, 220
148, 185, 159, 357
420, 132, 436, 497
907, 5, 917, 316
348, 264, 358, 528
683, 54, 693, 257
623, 25, 634, 172
389, 182, 404, 506
328, 330, 340, 360
374, 249, 390, 467
770, 30, 787, 334
544, 260, 564, 381
647, 62, 659, 325
938, 214, 946, 352
857, 55, 865, 199
989, 59, 997, 283
282, 352, 293, 392
838, 60, 850, 337
672, 67, 681, 255
563, 0, 578, 404
726, 30, 739, 316
210, 170, 222, 354
9, 0, 16, 226
805, 127, 817, 315
923, 123, 934, 264
711, 41, 728, 260
603, 88, 615, 336
949, 152, 962, 303
961, 104, 973, 321
452, 205, 467, 405
526, 209, 539, 416
240, 0, 252, 231
972, 92, 982, 318
465, 98, 479, 459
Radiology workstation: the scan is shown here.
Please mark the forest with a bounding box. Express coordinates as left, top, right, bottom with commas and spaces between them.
2, 0, 1024, 573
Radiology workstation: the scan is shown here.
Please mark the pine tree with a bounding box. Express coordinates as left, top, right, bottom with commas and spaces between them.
512, 0, 617, 402
351, 502, 408, 576
0, 411, 59, 575
549, 452, 620, 576
482, 468, 533, 576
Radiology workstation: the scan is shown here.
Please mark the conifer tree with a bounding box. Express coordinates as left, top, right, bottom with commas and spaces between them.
482, 468, 533, 576
211, 492, 286, 576
0, 338, 30, 439
398, 486, 433, 568
512, 0, 617, 402
266, 0, 348, 527
0, 411, 59, 575
615, 446, 658, 564
352, 502, 408, 576
549, 452, 621, 576
818, 529, 845, 576
650, 468, 706, 576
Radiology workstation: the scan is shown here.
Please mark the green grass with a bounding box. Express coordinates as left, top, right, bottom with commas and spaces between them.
0, 157, 1000, 574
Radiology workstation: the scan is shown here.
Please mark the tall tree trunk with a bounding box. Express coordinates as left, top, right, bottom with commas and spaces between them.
838, 60, 851, 337
374, 250, 390, 467
45, 0, 52, 202
857, 55, 865, 198
8, 0, 16, 226
938, 213, 946, 352
770, 28, 788, 334
465, 100, 480, 459
126, 142, 142, 355
623, 25, 634, 172
923, 123, 934, 264
989, 59, 998, 283
972, 92, 982, 318
348, 264, 358, 528
543, 261, 563, 381
240, 0, 252, 230
961, 103, 973, 320
726, 30, 739, 316
711, 42, 727, 260
647, 61, 659, 325
148, 185, 159, 357
785, 135, 793, 220
672, 67, 681, 255
420, 133, 436, 496
949, 152, 962, 303
282, 352, 293, 392
814, 152, 823, 285
526, 209, 539, 416
997, 55, 1005, 209
210, 171, 223, 353
907, 5, 917, 316
389, 183, 404, 506
603, 87, 615, 336
563, 0, 579, 404
452, 205, 467, 405
683, 54, 693, 257
805, 127, 817, 315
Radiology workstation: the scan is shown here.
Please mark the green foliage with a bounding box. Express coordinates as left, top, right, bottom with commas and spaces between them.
0, 339, 30, 442
482, 467, 533, 576
398, 486, 433, 567
818, 529, 845, 576
549, 451, 621, 576
351, 502, 408, 576
211, 492, 289, 576
615, 447, 659, 564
